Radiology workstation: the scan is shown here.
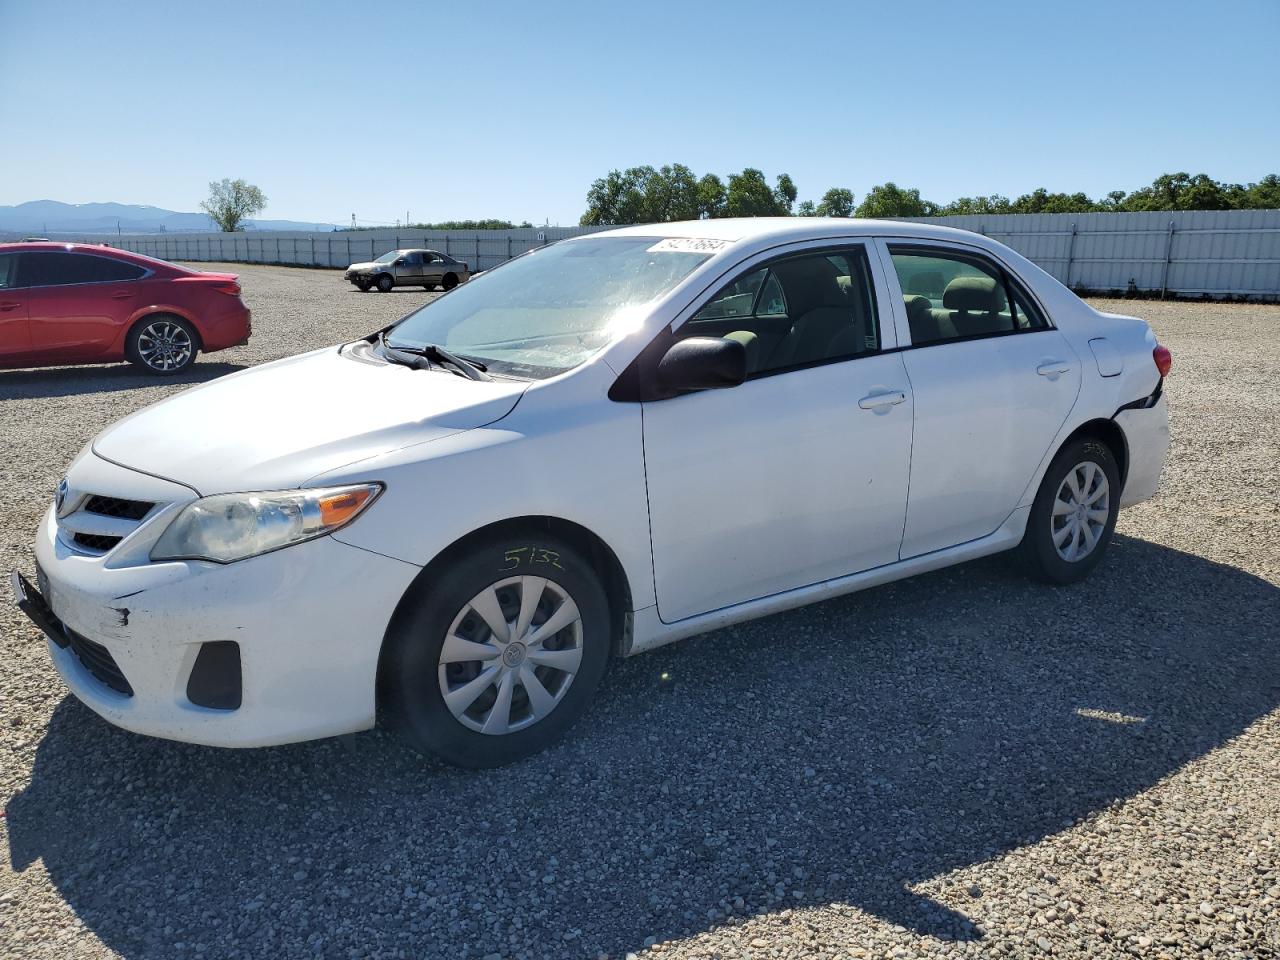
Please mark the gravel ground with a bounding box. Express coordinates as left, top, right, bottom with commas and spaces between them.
1, 264, 1278, 960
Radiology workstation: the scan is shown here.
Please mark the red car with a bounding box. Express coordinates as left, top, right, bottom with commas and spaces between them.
0, 242, 251, 375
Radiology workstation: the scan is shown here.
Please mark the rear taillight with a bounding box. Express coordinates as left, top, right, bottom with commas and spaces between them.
1153, 344, 1172, 377
215, 282, 241, 296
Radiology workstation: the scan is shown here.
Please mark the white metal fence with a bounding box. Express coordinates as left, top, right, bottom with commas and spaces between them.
79, 226, 614, 274
71, 210, 1280, 299
904, 209, 1280, 299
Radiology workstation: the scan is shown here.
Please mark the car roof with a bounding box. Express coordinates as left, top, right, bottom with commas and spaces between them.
0, 241, 186, 269
2, 240, 133, 255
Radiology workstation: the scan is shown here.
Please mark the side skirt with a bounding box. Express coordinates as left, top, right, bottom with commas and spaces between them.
628, 506, 1030, 655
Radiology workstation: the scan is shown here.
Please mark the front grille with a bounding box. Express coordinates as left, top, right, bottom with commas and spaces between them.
60, 492, 160, 555
83, 495, 154, 521
73, 532, 123, 552
65, 628, 133, 696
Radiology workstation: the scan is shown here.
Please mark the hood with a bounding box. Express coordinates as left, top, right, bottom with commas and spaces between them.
92, 346, 527, 494
347, 261, 378, 272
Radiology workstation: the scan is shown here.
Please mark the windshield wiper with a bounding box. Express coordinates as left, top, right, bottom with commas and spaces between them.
377, 332, 492, 381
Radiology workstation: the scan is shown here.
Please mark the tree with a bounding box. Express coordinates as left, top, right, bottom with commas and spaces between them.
580, 167, 651, 225
855, 183, 936, 219
1009, 188, 1098, 214
796, 200, 817, 217
725, 168, 794, 217
697, 174, 727, 219
773, 173, 798, 214
815, 188, 855, 218
580, 164, 703, 225
937, 195, 1013, 216
200, 178, 267, 232
1122, 172, 1231, 212
1246, 174, 1280, 208
648, 164, 702, 222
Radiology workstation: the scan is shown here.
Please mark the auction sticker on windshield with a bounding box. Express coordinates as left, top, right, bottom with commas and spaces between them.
647, 237, 732, 254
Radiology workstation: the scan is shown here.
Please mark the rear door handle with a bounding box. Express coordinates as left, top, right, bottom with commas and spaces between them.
858, 390, 907, 410
1036, 361, 1072, 377
0, 301, 20, 312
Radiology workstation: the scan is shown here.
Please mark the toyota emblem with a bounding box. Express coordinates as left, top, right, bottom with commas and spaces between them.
55, 478, 68, 514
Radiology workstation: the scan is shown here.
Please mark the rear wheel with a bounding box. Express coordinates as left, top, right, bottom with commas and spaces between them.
126, 316, 198, 375
382, 531, 611, 767
376, 273, 394, 292
442, 273, 459, 291
1019, 437, 1121, 584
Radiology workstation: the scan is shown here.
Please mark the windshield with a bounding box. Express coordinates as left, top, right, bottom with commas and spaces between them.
374, 250, 402, 264
385, 236, 716, 379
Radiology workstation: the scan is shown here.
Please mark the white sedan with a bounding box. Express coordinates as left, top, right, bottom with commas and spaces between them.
14, 219, 1170, 767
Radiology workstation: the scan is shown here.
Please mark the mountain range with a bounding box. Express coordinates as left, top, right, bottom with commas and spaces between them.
0, 200, 338, 236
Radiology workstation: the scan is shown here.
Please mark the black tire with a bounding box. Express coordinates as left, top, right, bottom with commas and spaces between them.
382, 530, 612, 768
442, 273, 459, 291
125, 315, 199, 375
1019, 437, 1121, 585
356, 279, 372, 292
376, 273, 394, 292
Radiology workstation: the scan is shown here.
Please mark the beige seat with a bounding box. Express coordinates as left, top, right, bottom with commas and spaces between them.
903, 294, 958, 344
767, 258, 864, 369
942, 275, 1009, 337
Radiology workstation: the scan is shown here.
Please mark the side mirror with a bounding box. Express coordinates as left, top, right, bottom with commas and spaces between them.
394, 257, 406, 266
656, 336, 746, 395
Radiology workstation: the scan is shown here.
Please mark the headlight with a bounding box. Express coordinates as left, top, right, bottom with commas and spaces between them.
151, 484, 382, 563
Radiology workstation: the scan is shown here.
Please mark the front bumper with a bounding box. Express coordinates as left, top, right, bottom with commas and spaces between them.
21, 505, 421, 747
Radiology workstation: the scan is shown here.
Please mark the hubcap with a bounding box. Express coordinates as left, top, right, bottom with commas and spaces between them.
1051, 461, 1110, 562
438, 575, 583, 735
137, 321, 193, 371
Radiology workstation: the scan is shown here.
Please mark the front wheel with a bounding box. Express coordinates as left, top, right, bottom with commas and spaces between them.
126, 316, 198, 375
356, 279, 372, 292
382, 531, 611, 767
376, 273, 394, 292
1019, 437, 1121, 584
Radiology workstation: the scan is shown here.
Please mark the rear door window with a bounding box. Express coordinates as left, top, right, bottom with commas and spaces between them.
19, 252, 145, 287
888, 246, 1047, 345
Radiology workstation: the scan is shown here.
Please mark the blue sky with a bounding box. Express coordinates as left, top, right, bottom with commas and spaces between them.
2, 0, 1277, 226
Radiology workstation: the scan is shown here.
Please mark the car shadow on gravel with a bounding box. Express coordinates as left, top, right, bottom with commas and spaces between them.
7, 536, 1280, 959
0, 362, 247, 401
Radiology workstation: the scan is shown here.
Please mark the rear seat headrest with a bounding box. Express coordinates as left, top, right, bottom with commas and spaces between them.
903, 294, 932, 321
943, 275, 1007, 313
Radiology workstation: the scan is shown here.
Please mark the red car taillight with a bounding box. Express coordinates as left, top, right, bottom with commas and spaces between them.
214, 282, 241, 296
1153, 344, 1172, 377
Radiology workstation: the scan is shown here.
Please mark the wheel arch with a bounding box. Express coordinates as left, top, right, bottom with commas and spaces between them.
1058, 417, 1129, 487
375, 515, 634, 717
121, 309, 204, 353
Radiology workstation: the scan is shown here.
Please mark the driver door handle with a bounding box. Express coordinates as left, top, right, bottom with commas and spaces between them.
858, 390, 907, 410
